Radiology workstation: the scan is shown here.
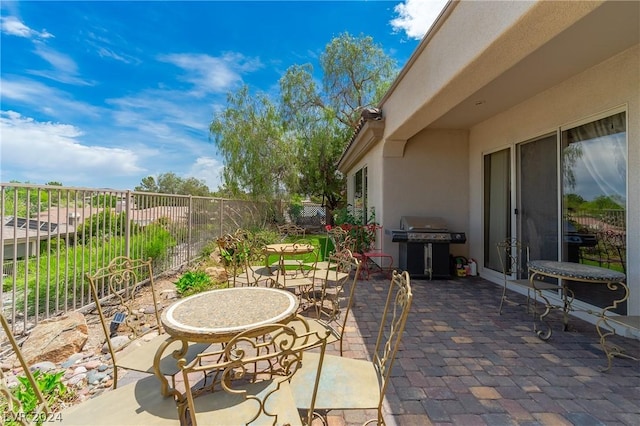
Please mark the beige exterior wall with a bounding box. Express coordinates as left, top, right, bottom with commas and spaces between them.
382, 129, 469, 259
469, 45, 639, 314
341, 0, 638, 318
382, 0, 603, 144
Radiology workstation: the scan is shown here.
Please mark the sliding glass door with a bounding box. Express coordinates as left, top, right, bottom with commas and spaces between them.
561, 111, 627, 311
483, 149, 510, 272
518, 135, 558, 261
483, 110, 627, 312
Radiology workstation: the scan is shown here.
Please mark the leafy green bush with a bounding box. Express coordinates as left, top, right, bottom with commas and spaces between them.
332, 205, 377, 254
174, 271, 213, 296
1, 369, 74, 425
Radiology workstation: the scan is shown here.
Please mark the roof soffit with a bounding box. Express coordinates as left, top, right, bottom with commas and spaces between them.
383, 0, 638, 140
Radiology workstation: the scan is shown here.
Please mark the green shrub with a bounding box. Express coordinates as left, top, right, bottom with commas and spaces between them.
1, 369, 74, 425
174, 271, 213, 296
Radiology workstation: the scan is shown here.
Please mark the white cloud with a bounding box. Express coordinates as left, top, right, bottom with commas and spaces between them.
187, 157, 224, 192
27, 45, 93, 86
0, 111, 145, 185
0, 77, 100, 119
158, 52, 263, 96
0, 15, 53, 39
390, 0, 449, 40
33, 44, 78, 75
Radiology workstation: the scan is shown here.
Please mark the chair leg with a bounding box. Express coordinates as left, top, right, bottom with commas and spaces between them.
499, 283, 508, 315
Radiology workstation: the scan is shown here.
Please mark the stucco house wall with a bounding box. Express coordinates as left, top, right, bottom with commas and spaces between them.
469, 45, 639, 314
339, 0, 638, 320
383, 129, 469, 259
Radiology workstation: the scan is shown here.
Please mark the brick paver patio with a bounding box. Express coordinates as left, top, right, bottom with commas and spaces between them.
331, 275, 640, 426
120, 274, 639, 426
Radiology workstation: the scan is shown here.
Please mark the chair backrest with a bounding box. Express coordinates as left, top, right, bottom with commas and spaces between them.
1, 313, 50, 424
365, 224, 385, 252
233, 229, 271, 286
326, 226, 349, 253
319, 248, 362, 355
496, 238, 529, 281
316, 249, 360, 315
87, 257, 161, 366
275, 239, 319, 280
217, 232, 245, 286
277, 223, 306, 240
179, 322, 329, 426
371, 270, 412, 410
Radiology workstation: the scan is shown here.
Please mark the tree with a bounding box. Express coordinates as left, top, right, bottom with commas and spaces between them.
180, 177, 212, 197
279, 32, 397, 213
320, 32, 396, 128
135, 173, 210, 196
135, 176, 159, 193
210, 32, 396, 213
209, 85, 298, 201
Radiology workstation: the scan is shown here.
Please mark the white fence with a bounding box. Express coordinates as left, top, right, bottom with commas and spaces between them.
1, 183, 273, 332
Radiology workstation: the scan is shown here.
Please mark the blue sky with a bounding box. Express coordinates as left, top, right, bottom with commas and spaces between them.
1, 0, 447, 192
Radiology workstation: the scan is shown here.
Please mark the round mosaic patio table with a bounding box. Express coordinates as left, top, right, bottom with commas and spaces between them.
161, 286, 299, 343
527, 260, 625, 283
527, 260, 626, 342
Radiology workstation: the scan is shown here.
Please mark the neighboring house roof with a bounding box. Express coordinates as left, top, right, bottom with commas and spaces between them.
1, 216, 72, 243
2, 204, 190, 244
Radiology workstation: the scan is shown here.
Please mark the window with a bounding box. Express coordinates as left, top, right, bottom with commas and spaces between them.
562, 111, 627, 311
353, 166, 368, 223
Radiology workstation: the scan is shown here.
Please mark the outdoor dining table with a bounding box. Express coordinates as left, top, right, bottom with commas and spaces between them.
153, 286, 299, 396
263, 242, 315, 257
264, 242, 315, 273
527, 260, 626, 342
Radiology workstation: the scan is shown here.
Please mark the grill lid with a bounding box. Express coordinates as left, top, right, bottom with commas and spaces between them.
400, 216, 448, 232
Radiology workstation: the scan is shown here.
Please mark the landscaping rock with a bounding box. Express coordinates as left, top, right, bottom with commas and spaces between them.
30, 361, 57, 373
20, 312, 88, 365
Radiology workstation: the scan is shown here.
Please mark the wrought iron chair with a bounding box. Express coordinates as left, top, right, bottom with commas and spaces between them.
1, 313, 182, 425
88, 256, 209, 395
360, 224, 394, 279
179, 322, 330, 426
496, 238, 559, 315
289, 270, 413, 425
270, 242, 319, 304
316, 226, 352, 270
217, 231, 272, 287
304, 248, 362, 356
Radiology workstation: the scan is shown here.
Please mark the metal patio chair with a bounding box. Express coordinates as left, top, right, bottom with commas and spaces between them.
289, 270, 413, 425
1, 313, 182, 425
304, 248, 362, 355
179, 322, 329, 426
88, 256, 209, 395
496, 238, 559, 315
360, 224, 394, 279
218, 231, 273, 287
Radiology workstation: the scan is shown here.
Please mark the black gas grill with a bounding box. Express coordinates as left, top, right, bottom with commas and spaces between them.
389, 216, 466, 279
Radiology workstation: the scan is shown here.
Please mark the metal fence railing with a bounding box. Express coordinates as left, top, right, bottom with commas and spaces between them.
1, 183, 274, 333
